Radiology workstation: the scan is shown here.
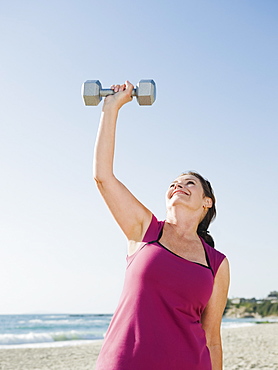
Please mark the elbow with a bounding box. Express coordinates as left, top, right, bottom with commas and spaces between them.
92, 164, 105, 185
93, 175, 99, 184
93, 173, 104, 189
93, 172, 114, 190
92, 167, 99, 183
93, 162, 113, 185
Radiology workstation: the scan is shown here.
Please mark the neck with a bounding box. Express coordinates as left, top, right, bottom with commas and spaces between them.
166, 206, 203, 238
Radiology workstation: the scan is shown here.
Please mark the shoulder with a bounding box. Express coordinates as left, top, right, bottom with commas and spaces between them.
203, 240, 227, 276
142, 214, 165, 243
127, 215, 164, 256
213, 257, 230, 297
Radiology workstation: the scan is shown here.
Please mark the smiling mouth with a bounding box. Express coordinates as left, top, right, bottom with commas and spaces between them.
172, 190, 189, 197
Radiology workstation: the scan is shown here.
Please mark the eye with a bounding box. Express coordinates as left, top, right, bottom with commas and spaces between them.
186, 181, 195, 186
169, 183, 175, 188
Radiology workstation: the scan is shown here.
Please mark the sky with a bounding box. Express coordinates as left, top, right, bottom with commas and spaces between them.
0, 0, 277, 314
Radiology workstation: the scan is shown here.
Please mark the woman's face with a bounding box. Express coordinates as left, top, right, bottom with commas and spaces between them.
166, 175, 212, 212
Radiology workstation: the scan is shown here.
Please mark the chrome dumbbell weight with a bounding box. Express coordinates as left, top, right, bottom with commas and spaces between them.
82, 79, 156, 106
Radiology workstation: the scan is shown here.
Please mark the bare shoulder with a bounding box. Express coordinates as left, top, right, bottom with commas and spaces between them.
216, 257, 230, 283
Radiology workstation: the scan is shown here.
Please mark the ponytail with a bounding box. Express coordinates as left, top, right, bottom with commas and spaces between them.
197, 227, 215, 248
181, 171, 216, 248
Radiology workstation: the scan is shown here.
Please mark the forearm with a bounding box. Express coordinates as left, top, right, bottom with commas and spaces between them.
93, 81, 133, 182
208, 343, 222, 370
93, 105, 119, 182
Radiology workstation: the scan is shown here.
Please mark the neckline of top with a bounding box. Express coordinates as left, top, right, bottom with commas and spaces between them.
154, 222, 212, 270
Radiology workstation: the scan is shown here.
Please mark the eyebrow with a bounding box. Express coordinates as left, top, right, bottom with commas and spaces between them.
172, 178, 197, 183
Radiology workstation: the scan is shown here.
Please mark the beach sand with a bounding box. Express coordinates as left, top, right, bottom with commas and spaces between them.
222, 323, 278, 369
0, 324, 277, 369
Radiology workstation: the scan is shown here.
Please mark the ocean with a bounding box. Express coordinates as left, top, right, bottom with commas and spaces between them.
0, 314, 276, 349
0, 314, 112, 349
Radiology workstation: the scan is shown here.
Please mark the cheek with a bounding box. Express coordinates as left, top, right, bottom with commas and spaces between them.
165, 188, 171, 198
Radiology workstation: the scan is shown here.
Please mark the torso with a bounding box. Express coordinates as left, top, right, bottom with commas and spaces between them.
96, 215, 226, 370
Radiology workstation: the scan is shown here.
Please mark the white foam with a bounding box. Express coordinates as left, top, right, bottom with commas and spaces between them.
0, 339, 100, 349
0, 332, 54, 345
29, 319, 44, 324
26, 318, 98, 326
221, 322, 256, 329
0, 330, 102, 347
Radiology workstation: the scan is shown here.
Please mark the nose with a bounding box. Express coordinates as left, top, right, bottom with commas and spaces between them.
174, 183, 183, 189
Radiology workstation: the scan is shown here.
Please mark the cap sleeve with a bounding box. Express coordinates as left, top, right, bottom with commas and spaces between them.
142, 214, 164, 243
204, 242, 226, 276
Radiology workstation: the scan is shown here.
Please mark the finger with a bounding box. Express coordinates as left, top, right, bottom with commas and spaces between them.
110, 84, 121, 92
114, 84, 121, 93
125, 80, 134, 98
125, 80, 134, 91
118, 84, 127, 92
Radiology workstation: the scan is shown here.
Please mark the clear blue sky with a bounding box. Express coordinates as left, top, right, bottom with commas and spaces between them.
0, 0, 277, 314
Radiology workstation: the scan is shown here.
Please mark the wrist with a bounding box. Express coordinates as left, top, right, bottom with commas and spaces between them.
102, 98, 122, 112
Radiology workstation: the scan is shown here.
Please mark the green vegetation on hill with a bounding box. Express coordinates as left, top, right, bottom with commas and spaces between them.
225, 291, 278, 317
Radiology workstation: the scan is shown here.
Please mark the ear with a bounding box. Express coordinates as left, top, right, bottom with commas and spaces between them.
204, 197, 213, 209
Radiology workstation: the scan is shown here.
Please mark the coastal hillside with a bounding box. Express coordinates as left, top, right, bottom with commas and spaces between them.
224, 291, 278, 318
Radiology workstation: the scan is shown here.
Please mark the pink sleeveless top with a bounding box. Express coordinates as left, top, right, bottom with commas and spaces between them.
96, 215, 226, 370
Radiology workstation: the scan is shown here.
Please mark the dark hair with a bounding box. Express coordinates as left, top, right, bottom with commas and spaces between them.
181, 171, 216, 248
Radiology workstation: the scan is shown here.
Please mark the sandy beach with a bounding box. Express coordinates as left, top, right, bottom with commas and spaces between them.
222, 323, 278, 369
0, 324, 277, 370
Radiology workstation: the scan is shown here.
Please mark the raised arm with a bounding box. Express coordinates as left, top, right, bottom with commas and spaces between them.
93, 81, 152, 247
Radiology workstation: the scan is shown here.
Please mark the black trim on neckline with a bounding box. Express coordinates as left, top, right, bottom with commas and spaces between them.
156, 241, 211, 270
146, 226, 213, 272
201, 239, 214, 276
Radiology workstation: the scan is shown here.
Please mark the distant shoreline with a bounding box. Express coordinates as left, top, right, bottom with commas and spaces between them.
225, 292, 278, 318
224, 306, 278, 319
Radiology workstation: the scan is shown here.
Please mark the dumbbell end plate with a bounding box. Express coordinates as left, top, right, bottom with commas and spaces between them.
82, 80, 102, 106
136, 79, 156, 105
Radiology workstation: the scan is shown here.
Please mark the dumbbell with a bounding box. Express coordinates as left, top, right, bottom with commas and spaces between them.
82, 79, 156, 106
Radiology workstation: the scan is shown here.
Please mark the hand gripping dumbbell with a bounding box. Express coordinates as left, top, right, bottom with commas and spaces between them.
82, 79, 156, 106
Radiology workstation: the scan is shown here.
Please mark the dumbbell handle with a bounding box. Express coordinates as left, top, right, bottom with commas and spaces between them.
99, 88, 137, 98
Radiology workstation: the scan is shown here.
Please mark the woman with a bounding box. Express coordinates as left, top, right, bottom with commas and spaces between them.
93, 81, 230, 370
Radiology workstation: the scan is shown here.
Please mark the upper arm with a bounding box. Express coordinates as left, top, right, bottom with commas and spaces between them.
95, 175, 152, 242
201, 257, 230, 345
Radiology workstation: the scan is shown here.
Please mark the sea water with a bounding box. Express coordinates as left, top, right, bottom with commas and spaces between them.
0, 314, 276, 349
0, 314, 112, 348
